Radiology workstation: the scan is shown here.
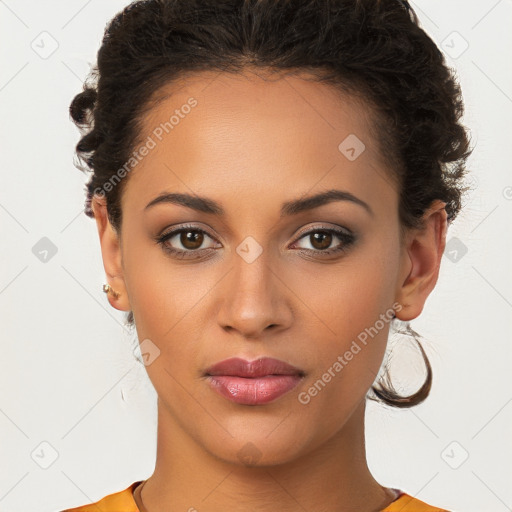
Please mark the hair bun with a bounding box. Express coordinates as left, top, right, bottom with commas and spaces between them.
69, 87, 97, 125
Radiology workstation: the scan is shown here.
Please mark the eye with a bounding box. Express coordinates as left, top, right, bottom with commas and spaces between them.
156, 224, 219, 259
291, 226, 356, 257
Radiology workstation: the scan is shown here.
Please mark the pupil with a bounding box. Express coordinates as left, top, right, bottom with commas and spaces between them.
312, 232, 331, 250
182, 231, 203, 249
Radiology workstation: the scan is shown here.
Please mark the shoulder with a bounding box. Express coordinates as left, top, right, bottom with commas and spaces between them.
60, 481, 142, 512
382, 490, 451, 511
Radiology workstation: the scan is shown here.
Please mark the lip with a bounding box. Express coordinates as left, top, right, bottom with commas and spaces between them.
204, 357, 305, 405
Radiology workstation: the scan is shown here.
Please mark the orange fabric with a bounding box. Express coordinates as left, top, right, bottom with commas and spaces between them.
61, 481, 142, 512
382, 490, 449, 511
60, 481, 450, 511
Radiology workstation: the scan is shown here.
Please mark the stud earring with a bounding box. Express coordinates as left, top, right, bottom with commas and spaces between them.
102, 283, 120, 299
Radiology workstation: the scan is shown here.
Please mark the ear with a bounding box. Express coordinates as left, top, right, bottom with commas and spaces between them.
395, 199, 448, 321
91, 194, 131, 312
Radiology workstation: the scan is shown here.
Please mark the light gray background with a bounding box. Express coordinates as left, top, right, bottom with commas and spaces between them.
1, 1, 511, 511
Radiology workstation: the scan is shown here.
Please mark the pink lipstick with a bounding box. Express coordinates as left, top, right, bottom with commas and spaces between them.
204, 357, 305, 405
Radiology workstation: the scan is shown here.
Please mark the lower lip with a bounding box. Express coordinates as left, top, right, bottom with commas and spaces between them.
206, 375, 302, 405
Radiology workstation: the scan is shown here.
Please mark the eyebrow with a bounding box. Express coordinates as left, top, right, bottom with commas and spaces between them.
144, 189, 373, 217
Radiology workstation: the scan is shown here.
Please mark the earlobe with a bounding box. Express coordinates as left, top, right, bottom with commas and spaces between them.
91, 194, 131, 312
395, 200, 448, 321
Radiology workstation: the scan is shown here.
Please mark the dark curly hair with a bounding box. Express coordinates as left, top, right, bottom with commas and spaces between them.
69, 0, 473, 408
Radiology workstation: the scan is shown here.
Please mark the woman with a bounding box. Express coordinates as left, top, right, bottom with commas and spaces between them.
64, 0, 472, 510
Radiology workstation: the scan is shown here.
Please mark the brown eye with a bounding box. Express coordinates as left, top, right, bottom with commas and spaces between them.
180, 230, 204, 250
309, 231, 333, 250
156, 224, 219, 258
292, 226, 356, 257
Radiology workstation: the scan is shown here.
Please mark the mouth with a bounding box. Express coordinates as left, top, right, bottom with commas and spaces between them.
204, 357, 305, 405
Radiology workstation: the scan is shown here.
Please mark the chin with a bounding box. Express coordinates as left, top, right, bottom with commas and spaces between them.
199, 422, 316, 468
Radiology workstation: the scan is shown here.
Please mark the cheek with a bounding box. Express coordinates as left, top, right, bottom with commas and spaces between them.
289, 234, 400, 398
127, 268, 211, 377
124, 261, 208, 413
120, 235, 214, 396
121, 226, 212, 337
290, 231, 400, 339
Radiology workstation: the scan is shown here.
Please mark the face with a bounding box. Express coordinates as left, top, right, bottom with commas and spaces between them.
93, 69, 445, 466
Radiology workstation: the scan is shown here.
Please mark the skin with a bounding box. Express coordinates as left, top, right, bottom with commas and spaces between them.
91, 69, 447, 512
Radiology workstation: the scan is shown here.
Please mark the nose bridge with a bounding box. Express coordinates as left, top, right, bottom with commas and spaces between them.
217, 237, 291, 337
232, 242, 273, 299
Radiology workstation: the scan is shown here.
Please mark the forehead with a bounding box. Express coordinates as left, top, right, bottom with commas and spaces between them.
122, 69, 397, 215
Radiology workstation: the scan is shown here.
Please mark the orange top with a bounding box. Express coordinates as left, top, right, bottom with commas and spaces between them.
60, 481, 450, 511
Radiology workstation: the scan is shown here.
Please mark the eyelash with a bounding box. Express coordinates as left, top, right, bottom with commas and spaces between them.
155, 223, 356, 260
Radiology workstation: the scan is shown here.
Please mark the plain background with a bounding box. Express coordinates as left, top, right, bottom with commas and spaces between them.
1, 1, 511, 511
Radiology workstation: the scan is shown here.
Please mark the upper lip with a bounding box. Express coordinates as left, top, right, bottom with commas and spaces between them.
204, 357, 305, 378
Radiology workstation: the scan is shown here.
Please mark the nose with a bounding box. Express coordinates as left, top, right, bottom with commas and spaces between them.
216, 250, 293, 340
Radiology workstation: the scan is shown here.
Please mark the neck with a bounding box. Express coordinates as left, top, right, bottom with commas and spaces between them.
135, 398, 396, 512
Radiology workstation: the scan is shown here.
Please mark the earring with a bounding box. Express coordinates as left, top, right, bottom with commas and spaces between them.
369, 320, 432, 408
102, 283, 120, 299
